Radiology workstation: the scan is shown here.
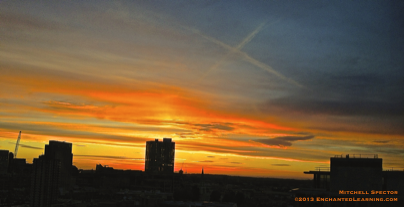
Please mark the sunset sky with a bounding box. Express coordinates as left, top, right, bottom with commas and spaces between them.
1, 0, 403, 179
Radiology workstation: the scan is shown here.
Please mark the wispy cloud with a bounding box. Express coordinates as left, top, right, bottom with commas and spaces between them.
271, 164, 290, 166
75, 155, 144, 160
175, 132, 197, 139
9, 142, 42, 150
194, 123, 234, 132
373, 140, 389, 144
19, 144, 43, 150
0, 11, 67, 32
198, 160, 214, 163
253, 135, 315, 147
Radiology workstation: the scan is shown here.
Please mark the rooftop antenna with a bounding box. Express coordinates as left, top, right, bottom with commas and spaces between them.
14, 131, 21, 158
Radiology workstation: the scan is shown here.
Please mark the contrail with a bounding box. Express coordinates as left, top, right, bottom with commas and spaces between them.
235, 21, 267, 50
242, 53, 305, 88
183, 22, 304, 88
196, 21, 267, 83
186, 27, 235, 51
125, 7, 304, 88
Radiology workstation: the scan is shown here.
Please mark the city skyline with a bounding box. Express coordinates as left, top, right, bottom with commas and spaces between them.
2, 139, 401, 206
1, 1, 404, 179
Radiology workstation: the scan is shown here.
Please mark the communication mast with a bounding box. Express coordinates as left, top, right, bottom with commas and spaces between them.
14, 131, 21, 158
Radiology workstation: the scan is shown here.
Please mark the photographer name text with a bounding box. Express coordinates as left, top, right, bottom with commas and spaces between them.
339, 190, 398, 195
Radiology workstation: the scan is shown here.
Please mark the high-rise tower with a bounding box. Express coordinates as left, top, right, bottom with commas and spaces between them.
30, 155, 60, 207
145, 138, 175, 173
44, 141, 73, 189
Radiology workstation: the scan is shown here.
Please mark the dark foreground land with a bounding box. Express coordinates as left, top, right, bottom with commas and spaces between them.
0, 167, 311, 207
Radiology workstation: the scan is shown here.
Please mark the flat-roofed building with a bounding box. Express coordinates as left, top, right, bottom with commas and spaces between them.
44, 140, 73, 189
300, 155, 404, 207
382, 170, 404, 194
145, 138, 175, 173
304, 154, 383, 192
330, 154, 382, 192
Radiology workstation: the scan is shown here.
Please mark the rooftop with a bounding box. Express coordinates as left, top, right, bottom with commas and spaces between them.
332, 154, 379, 159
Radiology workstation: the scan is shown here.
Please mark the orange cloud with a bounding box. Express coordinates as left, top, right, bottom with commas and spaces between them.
1, 62, 403, 178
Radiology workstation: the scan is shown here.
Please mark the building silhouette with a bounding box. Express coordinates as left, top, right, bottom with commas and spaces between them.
30, 155, 60, 207
11, 158, 28, 174
330, 154, 382, 192
145, 138, 175, 173
299, 154, 404, 206
30, 141, 72, 206
1, 150, 31, 175
305, 154, 385, 192
44, 140, 73, 189
0, 150, 9, 174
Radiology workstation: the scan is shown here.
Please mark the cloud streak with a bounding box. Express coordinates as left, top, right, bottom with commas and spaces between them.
254, 135, 315, 147
75, 155, 144, 160
8, 142, 43, 150
271, 164, 290, 166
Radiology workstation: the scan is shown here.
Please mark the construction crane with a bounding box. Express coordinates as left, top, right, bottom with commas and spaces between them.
14, 131, 21, 158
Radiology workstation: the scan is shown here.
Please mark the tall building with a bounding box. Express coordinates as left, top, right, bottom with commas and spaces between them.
145, 138, 175, 173
0, 150, 9, 174
299, 154, 404, 206
30, 155, 60, 207
330, 154, 382, 192
44, 141, 73, 189
304, 154, 383, 192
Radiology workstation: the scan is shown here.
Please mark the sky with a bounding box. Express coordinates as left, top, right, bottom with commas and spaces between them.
1, 0, 403, 179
